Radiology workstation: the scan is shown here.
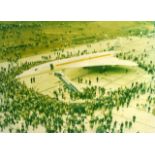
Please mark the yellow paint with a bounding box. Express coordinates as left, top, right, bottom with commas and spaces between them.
56, 53, 112, 67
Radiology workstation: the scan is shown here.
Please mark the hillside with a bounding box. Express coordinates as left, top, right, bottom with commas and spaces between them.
0, 21, 153, 61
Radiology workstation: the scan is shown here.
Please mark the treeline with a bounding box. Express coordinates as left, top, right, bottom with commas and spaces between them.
0, 22, 42, 30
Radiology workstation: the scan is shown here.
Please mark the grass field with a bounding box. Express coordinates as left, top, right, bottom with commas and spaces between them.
0, 21, 153, 61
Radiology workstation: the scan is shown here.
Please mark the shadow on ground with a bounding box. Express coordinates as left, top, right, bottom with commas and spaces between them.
84, 65, 134, 74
